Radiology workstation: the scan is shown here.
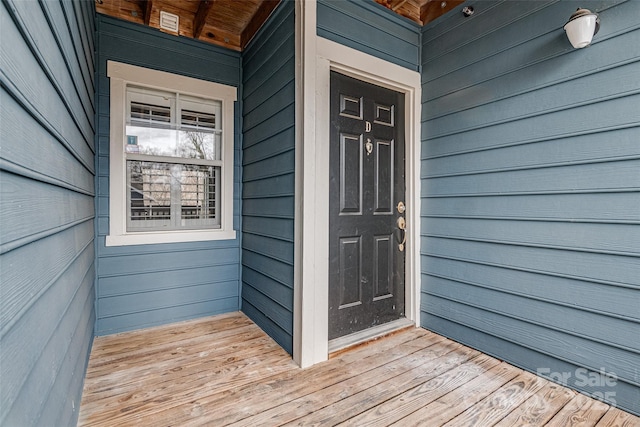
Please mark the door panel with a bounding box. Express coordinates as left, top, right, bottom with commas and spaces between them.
339, 236, 362, 308
329, 71, 406, 340
340, 134, 363, 214
373, 234, 393, 299
375, 139, 393, 213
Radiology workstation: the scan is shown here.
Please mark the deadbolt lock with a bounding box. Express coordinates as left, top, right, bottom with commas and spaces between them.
397, 201, 406, 214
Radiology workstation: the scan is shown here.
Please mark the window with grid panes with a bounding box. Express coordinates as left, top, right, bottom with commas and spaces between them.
125, 86, 222, 231
107, 61, 236, 246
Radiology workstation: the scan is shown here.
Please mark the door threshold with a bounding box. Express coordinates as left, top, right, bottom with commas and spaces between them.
328, 318, 415, 356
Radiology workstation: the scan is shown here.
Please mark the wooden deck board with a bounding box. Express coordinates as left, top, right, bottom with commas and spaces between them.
494, 381, 577, 426
546, 393, 613, 427
161, 328, 436, 426
390, 361, 522, 426
338, 353, 500, 427
273, 341, 471, 426
222, 335, 451, 426
443, 371, 547, 426
596, 407, 640, 427
78, 312, 640, 427
158, 332, 445, 426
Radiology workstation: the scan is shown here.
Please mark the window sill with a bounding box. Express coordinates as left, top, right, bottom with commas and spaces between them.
105, 229, 237, 246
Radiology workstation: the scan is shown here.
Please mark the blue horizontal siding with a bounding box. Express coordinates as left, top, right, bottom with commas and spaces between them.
420, 0, 640, 415
423, 94, 640, 153
97, 297, 240, 334
422, 256, 639, 321
98, 281, 239, 325
243, 251, 295, 289
0, 89, 94, 196
423, 159, 639, 196
422, 193, 639, 223
1, 173, 94, 246
241, 1, 296, 355
94, 15, 242, 335
422, 218, 640, 257
421, 312, 640, 416
423, 237, 638, 289
0, 0, 96, 425
422, 127, 640, 177
317, 0, 421, 71
97, 19, 239, 87
424, 61, 640, 129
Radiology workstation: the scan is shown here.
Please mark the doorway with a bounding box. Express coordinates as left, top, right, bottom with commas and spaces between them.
328, 71, 406, 341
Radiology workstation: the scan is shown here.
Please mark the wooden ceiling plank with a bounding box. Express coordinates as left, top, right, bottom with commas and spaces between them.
199, 22, 242, 51
374, 0, 421, 24
241, 0, 281, 49
96, 0, 144, 25
193, 0, 215, 39
389, 0, 408, 11
421, 0, 464, 25
142, 0, 153, 25
99, 0, 457, 51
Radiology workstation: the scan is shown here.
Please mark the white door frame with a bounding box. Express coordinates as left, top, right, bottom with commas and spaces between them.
294, 0, 422, 367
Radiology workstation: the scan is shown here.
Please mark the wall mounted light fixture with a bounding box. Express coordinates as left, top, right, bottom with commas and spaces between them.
564, 8, 600, 48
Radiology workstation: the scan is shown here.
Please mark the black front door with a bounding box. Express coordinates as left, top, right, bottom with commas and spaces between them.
328, 71, 406, 340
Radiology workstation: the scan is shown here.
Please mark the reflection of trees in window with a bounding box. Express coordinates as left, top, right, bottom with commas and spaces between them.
179, 108, 218, 160
179, 131, 209, 159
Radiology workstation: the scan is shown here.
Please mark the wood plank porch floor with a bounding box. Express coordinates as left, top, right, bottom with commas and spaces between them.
78, 312, 639, 426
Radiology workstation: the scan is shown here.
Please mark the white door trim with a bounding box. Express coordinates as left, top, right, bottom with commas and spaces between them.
294, 0, 421, 367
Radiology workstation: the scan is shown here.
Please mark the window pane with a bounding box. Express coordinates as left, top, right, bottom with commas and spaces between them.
181, 110, 216, 130
177, 130, 221, 160
126, 160, 220, 231
127, 161, 172, 230
125, 87, 222, 160
126, 126, 220, 160
179, 164, 219, 223
180, 95, 221, 132
126, 125, 176, 156
127, 86, 173, 129
130, 102, 171, 127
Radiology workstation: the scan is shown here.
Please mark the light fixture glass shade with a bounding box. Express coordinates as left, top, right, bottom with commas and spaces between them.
564, 8, 600, 48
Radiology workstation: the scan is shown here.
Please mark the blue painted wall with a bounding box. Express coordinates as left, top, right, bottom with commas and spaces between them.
94, 15, 242, 335
317, 0, 421, 71
0, 0, 96, 425
420, 0, 640, 415
241, 1, 296, 355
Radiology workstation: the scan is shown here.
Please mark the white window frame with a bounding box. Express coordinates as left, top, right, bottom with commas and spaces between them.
106, 61, 237, 246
